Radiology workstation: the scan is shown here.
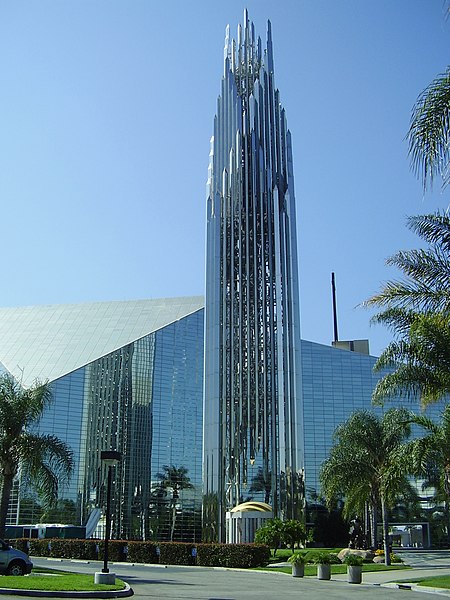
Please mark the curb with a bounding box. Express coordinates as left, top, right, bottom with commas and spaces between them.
382, 582, 450, 596
0, 582, 134, 598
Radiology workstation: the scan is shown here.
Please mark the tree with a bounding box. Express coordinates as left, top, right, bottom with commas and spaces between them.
254, 518, 283, 557
0, 374, 74, 538
320, 409, 413, 565
281, 519, 307, 553
40, 499, 77, 524
249, 467, 271, 504
364, 212, 450, 406
306, 490, 349, 547
365, 212, 450, 315
407, 405, 450, 500
153, 465, 194, 541
407, 67, 450, 192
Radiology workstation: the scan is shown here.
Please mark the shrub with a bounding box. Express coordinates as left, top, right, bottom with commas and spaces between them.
159, 542, 195, 565
254, 519, 283, 557
344, 554, 364, 566
281, 520, 307, 551
328, 552, 341, 564
12, 537, 269, 568
196, 543, 270, 568
127, 541, 159, 563
288, 551, 306, 565
310, 551, 332, 565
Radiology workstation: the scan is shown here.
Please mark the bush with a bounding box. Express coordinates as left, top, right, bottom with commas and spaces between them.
196, 543, 270, 568
391, 553, 403, 563
254, 519, 283, 557
11, 537, 269, 568
344, 554, 363, 566
303, 550, 339, 564
159, 542, 195, 565
288, 551, 307, 565
281, 520, 307, 551
127, 541, 159, 563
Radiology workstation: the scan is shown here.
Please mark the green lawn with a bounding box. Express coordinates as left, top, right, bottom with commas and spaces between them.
265, 548, 408, 576
0, 572, 125, 592
258, 563, 409, 576
396, 575, 450, 589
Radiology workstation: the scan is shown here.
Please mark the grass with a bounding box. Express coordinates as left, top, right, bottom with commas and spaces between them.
396, 575, 450, 589
0, 571, 126, 592
263, 549, 409, 576
258, 563, 409, 576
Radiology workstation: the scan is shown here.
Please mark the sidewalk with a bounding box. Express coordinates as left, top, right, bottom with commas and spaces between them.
334, 550, 450, 593
272, 549, 450, 592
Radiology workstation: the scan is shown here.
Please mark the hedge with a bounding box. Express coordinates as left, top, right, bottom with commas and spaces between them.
7, 538, 269, 568
196, 543, 270, 568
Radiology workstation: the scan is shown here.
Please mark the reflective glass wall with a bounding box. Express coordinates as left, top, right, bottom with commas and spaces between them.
19, 310, 204, 541
302, 340, 446, 498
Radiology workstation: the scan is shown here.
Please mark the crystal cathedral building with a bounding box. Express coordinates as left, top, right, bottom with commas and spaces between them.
0, 13, 441, 543
203, 12, 303, 541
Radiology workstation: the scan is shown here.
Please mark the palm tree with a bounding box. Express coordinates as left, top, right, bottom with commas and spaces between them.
0, 374, 74, 538
372, 311, 450, 406
249, 467, 271, 504
154, 465, 194, 541
365, 212, 450, 314
401, 405, 450, 544
407, 67, 450, 192
320, 409, 413, 565
364, 212, 450, 406
407, 405, 450, 500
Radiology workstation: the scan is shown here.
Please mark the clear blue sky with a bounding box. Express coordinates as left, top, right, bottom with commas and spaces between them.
0, 0, 448, 357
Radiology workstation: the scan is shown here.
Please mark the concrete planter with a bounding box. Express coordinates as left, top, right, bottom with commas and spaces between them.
317, 564, 331, 580
347, 565, 362, 584
292, 563, 304, 577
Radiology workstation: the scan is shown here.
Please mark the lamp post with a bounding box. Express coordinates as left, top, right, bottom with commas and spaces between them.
94, 450, 121, 585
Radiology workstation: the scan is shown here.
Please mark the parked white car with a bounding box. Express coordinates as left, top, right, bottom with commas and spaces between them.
0, 540, 33, 575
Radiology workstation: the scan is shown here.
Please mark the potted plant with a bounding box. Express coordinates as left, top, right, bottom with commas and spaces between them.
287, 552, 306, 577
344, 554, 363, 584
311, 552, 332, 580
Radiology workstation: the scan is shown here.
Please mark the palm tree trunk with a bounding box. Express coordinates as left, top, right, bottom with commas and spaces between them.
364, 501, 371, 548
369, 500, 378, 548
381, 494, 391, 566
170, 500, 177, 541
0, 473, 14, 539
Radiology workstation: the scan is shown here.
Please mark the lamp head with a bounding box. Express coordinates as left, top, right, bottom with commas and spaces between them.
101, 450, 122, 466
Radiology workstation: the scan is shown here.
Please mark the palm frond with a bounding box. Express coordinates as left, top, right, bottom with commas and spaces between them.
408, 67, 450, 191
407, 213, 450, 252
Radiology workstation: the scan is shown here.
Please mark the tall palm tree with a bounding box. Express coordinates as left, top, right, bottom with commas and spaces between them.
364, 212, 450, 406
154, 465, 194, 541
0, 374, 74, 538
407, 67, 450, 192
407, 405, 450, 500
320, 409, 413, 565
403, 405, 450, 544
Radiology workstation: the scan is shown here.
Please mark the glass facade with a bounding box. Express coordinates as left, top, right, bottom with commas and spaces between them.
204, 11, 304, 542
302, 339, 446, 498
0, 300, 444, 541
14, 303, 204, 542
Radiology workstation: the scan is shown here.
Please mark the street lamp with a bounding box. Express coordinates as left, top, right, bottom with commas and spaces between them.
94, 450, 121, 585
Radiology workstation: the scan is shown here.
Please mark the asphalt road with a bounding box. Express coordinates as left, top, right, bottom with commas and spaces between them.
14, 553, 449, 600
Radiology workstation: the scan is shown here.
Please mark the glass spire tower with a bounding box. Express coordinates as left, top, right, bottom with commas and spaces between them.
203, 10, 304, 542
